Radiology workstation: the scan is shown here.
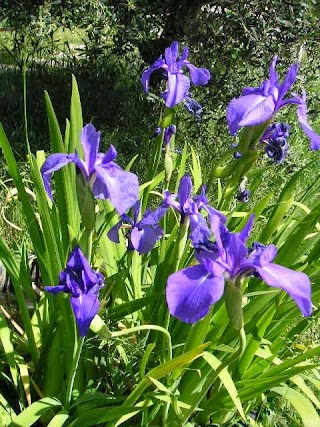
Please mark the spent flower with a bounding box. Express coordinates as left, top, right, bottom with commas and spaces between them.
261, 122, 290, 164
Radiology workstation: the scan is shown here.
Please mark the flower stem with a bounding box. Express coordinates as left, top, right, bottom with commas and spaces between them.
65, 336, 85, 408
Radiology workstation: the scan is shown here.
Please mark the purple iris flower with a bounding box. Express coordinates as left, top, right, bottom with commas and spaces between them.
41, 124, 139, 215
164, 174, 227, 249
227, 56, 320, 150
166, 215, 312, 323
108, 201, 167, 254
163, 125, 177, 147
46, 246, 104, 336
141, 41, 211, 108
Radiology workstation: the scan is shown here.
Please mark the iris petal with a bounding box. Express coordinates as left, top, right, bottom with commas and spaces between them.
165, 73, 190, 108
94, 163, 139, 215
141, 56, 166, 93
184, 62, 211, 86
41, 153, 86, 200
276, 62, 299, 107
227, 94, 276, 135
81, 124, 101, 175
166, 265, 225, 323
256, 263, 312, 316
71, 293, 100, 337
297, 92, 320, 150
131, 225, 163, 254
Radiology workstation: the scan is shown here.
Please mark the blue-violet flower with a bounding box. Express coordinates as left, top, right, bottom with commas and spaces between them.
41, 124, 139, 215
141, 41, 210, 108
227, 56, 320, 150
166, 215, 312, 323
46, 246, 104, 336
108, 201, 168, 254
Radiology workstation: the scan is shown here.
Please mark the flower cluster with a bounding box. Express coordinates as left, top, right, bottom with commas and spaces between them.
42, 43, 315, 339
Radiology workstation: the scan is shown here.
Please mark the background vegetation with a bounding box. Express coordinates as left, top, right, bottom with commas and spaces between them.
1, 1, 320, 161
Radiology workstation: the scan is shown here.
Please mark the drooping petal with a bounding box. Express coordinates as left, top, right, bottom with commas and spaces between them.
81, 124, 100, 175
41, 153, 86, 200
276, 62, 299, 107
227, 94, 276, 135
296, 92, 320, 150
256, 263, 312, 316
165, 72, 190, 108
107, 221, 122, 243
166, 265, 225, 323
45, 284, 69, 294
141, 56, 166, 93
94, 163, 139, 215
70, 293, 100, 337
130, 225, 163, 254
184, 62, 211, 86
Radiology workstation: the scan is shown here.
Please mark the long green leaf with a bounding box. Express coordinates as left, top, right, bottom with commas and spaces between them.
272, 385, 320, 427
202, 352, 246, 421
8, 397, 61, 427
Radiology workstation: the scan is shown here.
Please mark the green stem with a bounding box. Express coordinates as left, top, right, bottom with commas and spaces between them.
22, 54, 31, 154
65, 336, 85, 407
142, 108, 175, 211
174, 216, 190, 271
